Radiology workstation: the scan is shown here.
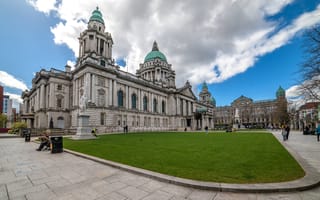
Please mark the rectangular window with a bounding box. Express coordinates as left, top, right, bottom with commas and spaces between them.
100, 113, 105, 125
100, 60, 106, 67
57, 98, 62, 108
100, 39, 104, 55
57, 84, 62, 90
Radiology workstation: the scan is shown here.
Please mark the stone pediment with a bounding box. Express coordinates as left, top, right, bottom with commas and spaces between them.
231, 95, 253, 107
178, 87, 197, 100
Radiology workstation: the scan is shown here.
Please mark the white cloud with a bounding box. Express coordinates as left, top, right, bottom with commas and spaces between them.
4, 92, 23, 112
0, 71, 28, 91
4, 92, 23, 104
27, 0, 320, 88
286, 85, 301, 99
27, 0, 57, 15
67, 60, 76, 71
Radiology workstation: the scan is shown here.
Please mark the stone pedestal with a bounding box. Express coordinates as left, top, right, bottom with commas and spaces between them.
233, 123, 239, 129
72, 115, 96, 140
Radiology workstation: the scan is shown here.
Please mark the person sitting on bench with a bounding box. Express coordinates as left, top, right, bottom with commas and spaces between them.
36, 133, 50, 151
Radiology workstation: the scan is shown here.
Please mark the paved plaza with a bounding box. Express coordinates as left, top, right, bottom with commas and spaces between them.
0, 131, 320, 200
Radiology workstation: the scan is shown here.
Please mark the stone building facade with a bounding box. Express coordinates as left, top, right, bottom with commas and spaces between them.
214, 87, 287, 129
21, 8, 215, 133
21, 8, 287, 132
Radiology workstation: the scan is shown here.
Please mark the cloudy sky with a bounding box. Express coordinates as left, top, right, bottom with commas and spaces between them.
1, 0, 320, 109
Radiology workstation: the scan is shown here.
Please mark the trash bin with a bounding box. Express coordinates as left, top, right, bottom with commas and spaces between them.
24, 129, 31, 142
50, 136, 63, 153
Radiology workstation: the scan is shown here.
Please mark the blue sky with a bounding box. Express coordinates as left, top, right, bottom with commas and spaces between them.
1, 0, 320, 109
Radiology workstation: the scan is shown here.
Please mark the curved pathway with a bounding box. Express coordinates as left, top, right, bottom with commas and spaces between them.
0, 130, 319, 199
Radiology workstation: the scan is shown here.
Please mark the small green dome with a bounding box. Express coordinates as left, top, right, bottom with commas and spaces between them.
276, 86, 285, 98
202, 81, 208, 90
89, 7, 104, 24
144, 41, 167, 62
210, 97, 216, 106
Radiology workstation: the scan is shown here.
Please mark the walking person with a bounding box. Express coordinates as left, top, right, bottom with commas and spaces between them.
316, 123, 320, 142
285, 125, 290, 141
205, 126, 208, 134
281, 125, 286, 141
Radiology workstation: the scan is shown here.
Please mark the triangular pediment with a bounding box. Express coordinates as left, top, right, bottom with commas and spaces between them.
179, 87, 197, 100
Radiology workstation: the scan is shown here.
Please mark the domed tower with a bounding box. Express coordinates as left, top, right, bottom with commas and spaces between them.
276, 86, 286, 100
199, 81, 215, 106
77, 7, 113, 67
136, 41, 176, 88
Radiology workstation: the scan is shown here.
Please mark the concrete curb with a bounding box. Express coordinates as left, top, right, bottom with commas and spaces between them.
63, 133, 320, 193
0, 134, 20, 138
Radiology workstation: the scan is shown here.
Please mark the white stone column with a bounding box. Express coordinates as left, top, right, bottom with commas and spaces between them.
97, 37, 101, 55
72, 80, 76, 107
109, 79, 113, 106
113, 80, 117, 106
151, 93, 154, 112
86, 73, 91, 101
40, 84, 45, 109
49, 83, 54, 108
126, 85, 129, 109
65, 84, 70, 109
92, 74, 96, 105
182, 99, 186, 116
177, 97, 180, 115
138, 89, 141, 110
165, 98, 168, 114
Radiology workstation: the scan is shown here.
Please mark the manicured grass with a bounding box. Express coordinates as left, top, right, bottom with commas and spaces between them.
64, 132, 304, 183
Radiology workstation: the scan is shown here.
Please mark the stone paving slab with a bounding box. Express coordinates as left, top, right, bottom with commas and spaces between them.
1, 131, 320, 199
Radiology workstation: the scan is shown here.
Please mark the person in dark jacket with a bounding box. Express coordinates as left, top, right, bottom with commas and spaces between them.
316, 123, 320, 142
285, 125, 290, 141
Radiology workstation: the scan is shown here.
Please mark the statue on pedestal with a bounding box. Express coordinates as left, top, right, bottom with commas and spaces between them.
79, 92, 87, 114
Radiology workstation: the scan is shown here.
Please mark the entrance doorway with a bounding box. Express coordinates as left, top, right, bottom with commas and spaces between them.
186, 119, 192, 127
57, 116, 64, 129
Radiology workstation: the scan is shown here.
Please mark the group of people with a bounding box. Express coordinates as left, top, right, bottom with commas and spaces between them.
281, 125, 290, 141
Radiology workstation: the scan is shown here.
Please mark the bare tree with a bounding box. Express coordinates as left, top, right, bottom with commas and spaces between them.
299, 25, 320, 101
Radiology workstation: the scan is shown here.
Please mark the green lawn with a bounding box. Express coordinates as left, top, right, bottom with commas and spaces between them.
64, 132, 304, 183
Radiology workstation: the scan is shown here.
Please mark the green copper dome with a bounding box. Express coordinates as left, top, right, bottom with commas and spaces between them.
210, 97, 216, 105
89, 7, 104, 24
202, 81, 208, 90
144, 41, 167, 62
276, 86, 285, 98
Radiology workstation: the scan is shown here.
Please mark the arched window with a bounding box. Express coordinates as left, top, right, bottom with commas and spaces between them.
162, 100, 166, 114
143, 96, 148, 111
153, 98, 157, 113
131, 93, 137, 109
118, 90, 123, 107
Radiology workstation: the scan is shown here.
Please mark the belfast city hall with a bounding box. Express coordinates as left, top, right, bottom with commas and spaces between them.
21, 8, 287, 133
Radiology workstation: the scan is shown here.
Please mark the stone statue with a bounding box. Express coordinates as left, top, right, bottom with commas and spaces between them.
79, 93, 87, 114
235, 108, 239, 118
